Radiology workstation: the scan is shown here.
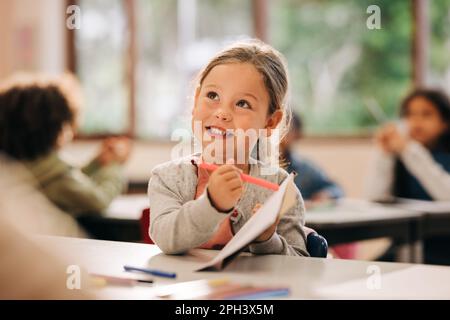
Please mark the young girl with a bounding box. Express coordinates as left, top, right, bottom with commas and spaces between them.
148, 40, 309, 256
366, 88, 450, 201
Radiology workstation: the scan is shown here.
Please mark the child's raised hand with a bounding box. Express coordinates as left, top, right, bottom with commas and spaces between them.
109, 136, 132, 163
97, 136, 132, 165
251, 203, 280, 243
207, 161, 244, 212
375, 124, 394, 153
376, 124, 408, 154
386, 127, 408, 153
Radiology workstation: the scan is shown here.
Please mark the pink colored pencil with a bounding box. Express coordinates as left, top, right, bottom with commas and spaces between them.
198, 162, 279, 191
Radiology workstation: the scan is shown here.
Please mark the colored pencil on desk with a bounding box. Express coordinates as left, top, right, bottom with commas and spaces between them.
89, 273, 153, 286
123, 265, 177, 279
228, 288, 290, 300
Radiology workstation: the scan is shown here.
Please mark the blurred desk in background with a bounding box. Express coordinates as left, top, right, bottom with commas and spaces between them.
306, 199, 423, 263
77, 195, 146, 243
390, 199, 450, 265
390, 199, 450, 238
127, 179, 149, 194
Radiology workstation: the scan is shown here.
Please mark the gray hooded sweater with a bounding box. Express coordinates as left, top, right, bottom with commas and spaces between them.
148, 154, 309, 256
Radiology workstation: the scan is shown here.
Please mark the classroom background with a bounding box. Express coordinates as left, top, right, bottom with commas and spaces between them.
1, 0, 450, 265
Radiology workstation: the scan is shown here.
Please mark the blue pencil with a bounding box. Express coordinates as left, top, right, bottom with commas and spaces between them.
123, 265, 177, 279
229, 288, 290, 300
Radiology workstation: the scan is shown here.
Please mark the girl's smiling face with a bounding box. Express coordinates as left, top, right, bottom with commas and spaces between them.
192, 62, 282, 164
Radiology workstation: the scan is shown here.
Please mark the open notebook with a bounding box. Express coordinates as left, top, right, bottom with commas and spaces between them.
196, 173, 297, 271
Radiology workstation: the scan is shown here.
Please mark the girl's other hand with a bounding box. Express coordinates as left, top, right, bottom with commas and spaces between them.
251, 203, 280, 243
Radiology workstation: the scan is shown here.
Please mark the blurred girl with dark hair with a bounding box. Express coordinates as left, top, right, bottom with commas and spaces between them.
366, 88, 450, 265
367, 88, 450, 202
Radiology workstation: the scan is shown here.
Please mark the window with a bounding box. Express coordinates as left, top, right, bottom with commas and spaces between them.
72, 0, 252, 138
134, 0, 252, 138
269, 0, 412, 135
70, 0, 441, 138
429, 0, 450, 93
74, 0, 129, 135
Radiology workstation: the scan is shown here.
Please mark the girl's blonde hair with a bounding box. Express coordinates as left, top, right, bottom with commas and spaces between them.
195, 39, 291, 167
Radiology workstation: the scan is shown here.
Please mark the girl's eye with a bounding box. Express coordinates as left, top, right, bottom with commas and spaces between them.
207, 91, 219, 101
236, 99, 251, 109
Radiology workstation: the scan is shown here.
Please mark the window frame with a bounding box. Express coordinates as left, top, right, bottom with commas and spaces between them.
66, 0, 428, 141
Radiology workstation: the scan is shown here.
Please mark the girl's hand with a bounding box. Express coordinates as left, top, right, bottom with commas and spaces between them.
387, 128, 408, 153
207, 162, 244, 212
375, 124, 395, 153
375, 124, 408, 154
251, 203, 280, 243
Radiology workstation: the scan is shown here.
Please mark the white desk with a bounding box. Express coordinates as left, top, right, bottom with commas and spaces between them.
40, 236, 450, 299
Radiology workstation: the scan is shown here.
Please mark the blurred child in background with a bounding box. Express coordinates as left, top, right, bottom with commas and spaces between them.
366, 88, 450, 265
280, 113, 357, 259
366, 88, 450, 202
0, 73, 132, 216
281, 113, 344, 208
0, 153, 94, 298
